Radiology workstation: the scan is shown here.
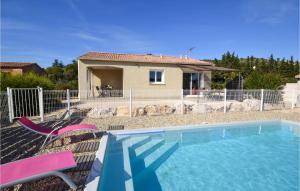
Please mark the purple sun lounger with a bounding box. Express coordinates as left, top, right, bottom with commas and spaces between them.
0, 151, 77, 189
18, 116, 97, 149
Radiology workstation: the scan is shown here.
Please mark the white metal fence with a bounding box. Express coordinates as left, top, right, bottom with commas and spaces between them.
1, 88, 299, 125
8, 88, 41, 119
0, 91, 9, 124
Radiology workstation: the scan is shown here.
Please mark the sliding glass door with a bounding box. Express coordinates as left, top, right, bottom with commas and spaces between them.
183, 72, 202, 95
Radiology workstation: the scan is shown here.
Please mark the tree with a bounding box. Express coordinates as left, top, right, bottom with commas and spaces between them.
52, 59, 64, 68
268, 54, 275, 71
259, 59, 267, 72
294, 61, 300, 75
63, 60, 78, 89
46, 65, 64, 82
279, 58, 290, 78
210, 51, 298, 89
244, 72, 282, 89
288, 56, 296, 76
64, 60, 78, 81
45, 59, 78, 90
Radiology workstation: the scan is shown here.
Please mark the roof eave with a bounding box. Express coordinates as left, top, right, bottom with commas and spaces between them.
79, 57, 212, 66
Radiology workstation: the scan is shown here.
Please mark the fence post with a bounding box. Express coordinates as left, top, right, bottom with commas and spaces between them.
181, 89, 184, 114
38, 87, 44, 122
224, 88, 227, 113
9, 88, 14, 121
67, 89, 71, 117
129, 88, 132, 117
260, 89, 264, 112
7, 87, 14, 123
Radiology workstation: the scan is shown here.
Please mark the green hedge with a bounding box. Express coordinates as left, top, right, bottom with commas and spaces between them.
0, 72, 54, 91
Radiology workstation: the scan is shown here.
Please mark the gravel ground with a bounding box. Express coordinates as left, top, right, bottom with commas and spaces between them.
81, 108, 300, 130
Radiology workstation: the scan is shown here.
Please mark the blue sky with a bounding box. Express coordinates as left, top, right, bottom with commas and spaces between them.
1, 0, 299, 67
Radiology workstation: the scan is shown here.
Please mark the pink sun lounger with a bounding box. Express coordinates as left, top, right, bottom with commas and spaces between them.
0, 151, 77, 189
18, 116, 97, 149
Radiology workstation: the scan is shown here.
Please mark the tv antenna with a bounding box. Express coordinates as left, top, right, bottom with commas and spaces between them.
187, 47, 196, 58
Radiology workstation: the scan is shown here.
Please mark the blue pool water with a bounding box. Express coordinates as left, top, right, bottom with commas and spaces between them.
99, 121, 300, 191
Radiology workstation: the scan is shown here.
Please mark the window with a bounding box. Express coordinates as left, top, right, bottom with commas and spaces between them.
150, 71, 156, 82
149, 70, 164, 84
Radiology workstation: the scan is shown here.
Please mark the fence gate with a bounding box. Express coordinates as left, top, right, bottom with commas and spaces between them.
7, 87, 43, 122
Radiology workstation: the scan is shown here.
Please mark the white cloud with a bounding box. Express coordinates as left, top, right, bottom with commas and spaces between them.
64, 0, 87, 24
1, 18, 40, 31
241, 0, 298, 25
72, 32, 105, 42
106, 26, 156, 51
71, 25, 157, 52
62, 0, 156, 52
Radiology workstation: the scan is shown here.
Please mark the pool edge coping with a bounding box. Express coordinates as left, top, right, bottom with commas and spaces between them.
84, 119, 300, 190
84, 134, 108, 191
110, 119, 300, 135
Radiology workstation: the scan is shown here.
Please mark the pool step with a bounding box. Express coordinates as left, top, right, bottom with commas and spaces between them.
132, 141, 179, 177
134, 139, 165, 159
109, 136, 151, 154
115, 135, 131, 142
129, 136, 152, 149
144, 141, 179, 170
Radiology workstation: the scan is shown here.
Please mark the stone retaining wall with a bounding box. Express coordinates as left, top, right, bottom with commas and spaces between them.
79, 98, 289, 118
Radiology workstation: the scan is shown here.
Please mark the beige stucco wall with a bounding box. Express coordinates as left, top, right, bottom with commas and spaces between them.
1, 68, 23, 75
283, 82, 300, 105
78, 59, 211, 98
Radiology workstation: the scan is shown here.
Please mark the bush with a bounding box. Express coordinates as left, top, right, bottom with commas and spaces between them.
244, 72, 283, 89
211, 82, 225, 89
0, 72, 54, 91
55, 80, 78, 90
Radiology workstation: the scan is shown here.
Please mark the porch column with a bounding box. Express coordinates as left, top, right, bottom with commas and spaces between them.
86, 68, 91, 98
190, 74, 192, 95
200, 72, 205, 89
78, 60, 88, 99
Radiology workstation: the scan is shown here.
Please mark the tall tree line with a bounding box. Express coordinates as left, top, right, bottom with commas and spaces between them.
210, 52, 299, 89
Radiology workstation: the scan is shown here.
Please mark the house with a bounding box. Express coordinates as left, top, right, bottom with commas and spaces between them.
0, 62, 45, 75
78, 52, 235, 98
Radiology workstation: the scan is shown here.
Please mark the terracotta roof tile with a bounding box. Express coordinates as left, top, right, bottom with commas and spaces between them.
0, 62, 36, 69
79, 52, 212, 65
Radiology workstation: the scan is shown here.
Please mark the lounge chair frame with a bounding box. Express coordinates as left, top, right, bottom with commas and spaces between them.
40, 125, 96, 149
17, 117, 97, 150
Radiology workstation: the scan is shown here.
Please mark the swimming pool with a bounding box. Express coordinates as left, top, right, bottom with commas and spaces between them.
90, 120, 300, 191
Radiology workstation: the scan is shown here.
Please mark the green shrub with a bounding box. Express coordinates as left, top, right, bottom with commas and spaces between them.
211, 82, 225, 89
244, 72, 282, 89
54, 80, 78, 90
0, 72, 54, 91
